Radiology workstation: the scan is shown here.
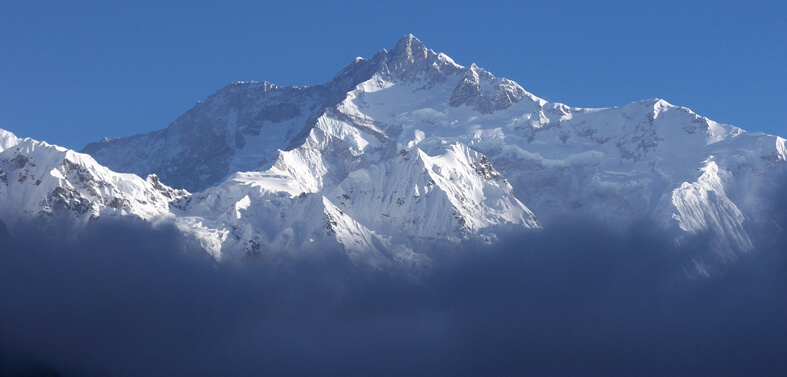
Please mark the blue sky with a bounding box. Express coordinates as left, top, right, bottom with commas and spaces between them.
1, 0, 785, 150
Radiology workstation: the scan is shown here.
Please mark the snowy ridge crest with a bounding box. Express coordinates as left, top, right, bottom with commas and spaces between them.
0, 35, 784, 272
0, 129, 185, 234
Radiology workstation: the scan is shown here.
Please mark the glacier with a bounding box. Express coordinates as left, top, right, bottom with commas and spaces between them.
1, 35, 785, 271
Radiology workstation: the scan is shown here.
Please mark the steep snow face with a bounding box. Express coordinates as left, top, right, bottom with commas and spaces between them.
170, 176, 400, 266
0, 130, 185, 232
334, 67, 785, 256
81, 82, 330, 192
0, 129, 20, 151
168, 133, 536, 264
327, 143, 538, 241
670, 160, 751, 258
777, 137, 787, 161
468, 100, 749, 223
67, 34, 786, 265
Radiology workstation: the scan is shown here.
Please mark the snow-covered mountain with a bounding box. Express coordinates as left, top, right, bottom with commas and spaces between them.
0, 129, 186, 233
2, 35, 785, 270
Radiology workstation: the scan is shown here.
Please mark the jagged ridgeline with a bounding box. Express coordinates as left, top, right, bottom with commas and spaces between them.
0, 35, 784, 271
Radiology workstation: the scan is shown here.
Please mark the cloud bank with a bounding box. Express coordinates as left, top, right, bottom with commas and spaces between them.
1, 192, 786, 377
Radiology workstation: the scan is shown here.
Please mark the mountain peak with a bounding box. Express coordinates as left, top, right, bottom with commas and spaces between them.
393, 34, 425, 51
389, 34, 430, 63
379, 34, 465, 87
0, 128, 20, 152
3, 37, 786, 272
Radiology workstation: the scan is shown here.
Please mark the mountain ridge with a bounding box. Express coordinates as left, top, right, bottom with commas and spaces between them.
81, 35, 534, 192
1, 35, 784, 272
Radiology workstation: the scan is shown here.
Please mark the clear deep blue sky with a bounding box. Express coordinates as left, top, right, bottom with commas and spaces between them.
1, 0, 785, 150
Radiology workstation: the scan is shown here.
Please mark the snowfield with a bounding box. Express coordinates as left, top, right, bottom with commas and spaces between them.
1, 35, 784, 271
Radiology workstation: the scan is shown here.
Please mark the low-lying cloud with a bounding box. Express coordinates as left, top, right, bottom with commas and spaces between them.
1, 199, 786, 376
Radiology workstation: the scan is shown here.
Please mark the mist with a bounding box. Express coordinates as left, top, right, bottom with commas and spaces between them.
1, 202, 786, 376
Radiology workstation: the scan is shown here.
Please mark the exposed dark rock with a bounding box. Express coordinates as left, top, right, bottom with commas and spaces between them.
9, 154, 30, 169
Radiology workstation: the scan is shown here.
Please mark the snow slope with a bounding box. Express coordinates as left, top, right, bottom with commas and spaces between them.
2, 35, 784, 269
0, 130, 185, 233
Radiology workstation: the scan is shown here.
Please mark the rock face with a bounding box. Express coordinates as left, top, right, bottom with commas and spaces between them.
449, 63, 533, 114
1, 35, 784, 271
